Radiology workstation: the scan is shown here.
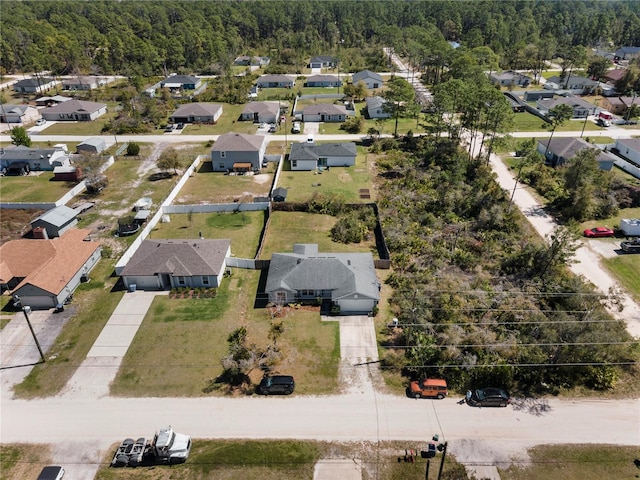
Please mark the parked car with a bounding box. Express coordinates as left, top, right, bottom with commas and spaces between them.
164, 124, 176, 132
291, 122, 301, 133
35, 118, 46, 126
621, 240, 640, 253
257, 375, 295, 395
465, 388, 511, 407
268, 124, 277, 133
37, 466, 65, 480
409, 378, 448, 399
176, 122, 185, 130
583, 227, 614, 238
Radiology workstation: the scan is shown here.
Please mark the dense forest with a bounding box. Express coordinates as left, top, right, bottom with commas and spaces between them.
1, 0, 639, 76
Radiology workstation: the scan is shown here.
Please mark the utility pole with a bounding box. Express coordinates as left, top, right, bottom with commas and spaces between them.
425, 459, 430, 479
14, 301, 46, 363
436, 442, 448, 480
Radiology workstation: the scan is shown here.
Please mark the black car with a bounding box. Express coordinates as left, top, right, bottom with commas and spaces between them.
37, 466, 65, 480
258, 375, 295, 395
465, 388, 511, 407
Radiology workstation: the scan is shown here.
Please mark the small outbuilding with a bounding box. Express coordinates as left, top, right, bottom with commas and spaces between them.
76, 137, 107, 155
30, 205, 78, 238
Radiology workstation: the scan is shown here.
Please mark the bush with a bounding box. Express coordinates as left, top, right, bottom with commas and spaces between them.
126, 142, 140, 156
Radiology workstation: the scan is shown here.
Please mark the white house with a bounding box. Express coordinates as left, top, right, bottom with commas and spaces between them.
615, 138, 640, 164
288, 142, 357, 171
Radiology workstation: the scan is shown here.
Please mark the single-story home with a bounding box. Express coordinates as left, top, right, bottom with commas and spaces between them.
265, 243, 380, 315
240, 101, 281, 124
523, 90, 555, 102
0, 145, 70, 173
35, 95, 72, 107
309, 56, 337, 69
120, 239, 231, 291
302, 104, 348, 122
536, 97, 596, 118
210, 132, 268, 172
365, 96, 390, 119
600, 96, 637, 116
305, 74, 342, 88
169, 103, 223, 124
1, 229, 101, 309
256, 74, 295, 89
41, 99, 108, 122
30, 205, 78, 238
76, 137, 107, 154
489, 70, 532, 87
13, 77, 57, 94
614, 138, 640, 164
537, 137, 616, 170
160, 74, 202, 91
234, 55, 270, 67
544, 75, 599, 94
272, 187, 288, 202
603, 69, 626, 86
614, 46, 640, 61
0, 104, 40, 124
351, 70, 383, 90
288, 142, 357, 171
62, 76, 101, 90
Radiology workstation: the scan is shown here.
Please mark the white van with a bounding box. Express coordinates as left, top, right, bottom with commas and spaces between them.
292, 122, 301, 133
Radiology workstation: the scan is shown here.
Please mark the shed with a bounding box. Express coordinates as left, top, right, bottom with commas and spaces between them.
272, 187, 288, 202
53, 165, 82, 182
30, 205, 78, 238
77, 137, 107, 154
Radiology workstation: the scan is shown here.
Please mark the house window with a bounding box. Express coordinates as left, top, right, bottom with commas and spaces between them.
177, 276, 186, 285
220, 151, 226, 158
219, 163, 225, 169
300, 289, 315, 296
291, 160, 297, 168
202, 276, 209, 285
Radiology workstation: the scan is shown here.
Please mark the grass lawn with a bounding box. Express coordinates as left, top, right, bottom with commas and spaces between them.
173, 161, 274, 204
178, 104, 259, 136
278, 150, 374, 203
13, 259, 124, 398
509, 112, 603, 133
260, 210, 377, 260
150, 210, 265, 259
499, 444, 640, 480
603, 254, 640, 303
0, 444, 54, 480
110, 268, 340, 397
0, 171, 75, 203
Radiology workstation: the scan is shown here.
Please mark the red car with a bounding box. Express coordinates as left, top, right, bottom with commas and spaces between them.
583, 227, 614, 238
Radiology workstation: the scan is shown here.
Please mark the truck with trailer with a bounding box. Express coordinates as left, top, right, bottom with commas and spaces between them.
620, 218, 640, 237
111, 426, 191, 467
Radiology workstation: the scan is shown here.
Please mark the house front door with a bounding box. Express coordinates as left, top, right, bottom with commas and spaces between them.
161, 273, 171, 289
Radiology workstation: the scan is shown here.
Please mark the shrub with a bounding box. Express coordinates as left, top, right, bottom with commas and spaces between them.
126, 142, 140, 156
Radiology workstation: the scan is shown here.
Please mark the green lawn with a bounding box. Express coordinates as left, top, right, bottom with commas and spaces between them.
278, 148, 374, 203
150, 210, 265, 259
603, 254, 640, 303
110, 269, 340, 397
0, 171, 74, 202
509, 112, 603, 133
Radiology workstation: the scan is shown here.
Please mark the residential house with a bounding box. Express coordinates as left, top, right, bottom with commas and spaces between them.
600, 96, 628, 116
603, 68, 626, 86
1, 229, 101, 309
537, 137, 616, 170
234, 55, 270, 67
76, 137, 107, 155
160, 74, 202, 91
13, 77, 57, 94
256, 74, 295, 89
537, 97, 596, 118
544, 75, 599, 94
265, 243, 380, 315
41, 99, 107, 122
120, 239, 231, 291
62, 76, 101, 91
614, 46, 640, 61
240, 101, 281, 124
365, 96, 390, 119
614, 138, 640, 164
489, 70, 532, 87
309, 56, 337, 69
0, 104, 40, 124
210, 132, 268, 172
302, 104, 348, 122
35, 95, 72, 107
523, 91, 555, 102
0, 145, 70, 173
351, 70, 384, 90
30, 205, 78, 238
305, 74, 342, 87
272, 187, 288, 202
288, 142, 357, 171
169, 103, 223, 124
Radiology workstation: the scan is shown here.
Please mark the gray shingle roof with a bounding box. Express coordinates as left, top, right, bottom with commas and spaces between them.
212, 132, 266, 152
32, 205, 77, 227
352, 70, 383, 83
161, 74, 199, 85
42, 99, 106, 114
539, 137, 617, 166
307, 74, 340, 83
120, 239, 230, 276
241, 101, 280, 115
289, 142, 357, 161
303, 104, 348, 115
171, 103, 222, 117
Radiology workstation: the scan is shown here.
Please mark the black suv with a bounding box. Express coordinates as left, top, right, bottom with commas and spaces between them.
258, 375, 295, 395
621, 240, 640, 253
465, 388, 511, 407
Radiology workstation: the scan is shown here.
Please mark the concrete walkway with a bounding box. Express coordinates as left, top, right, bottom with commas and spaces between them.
59, 290, 165, 398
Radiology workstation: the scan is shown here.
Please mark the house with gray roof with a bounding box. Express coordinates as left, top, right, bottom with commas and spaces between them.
13, 77, 57, 93
256, 74, 295, 88
544, 75, 599, 94
120, 239, 231, 291
0, 104, 39, 124
288, 142, 357, 171
30, 205, 78, 238
76, 137, 107, 155
309, 56, 337, 69
160, 74, 202, 91
35, 95, 72, 107
302, 103, 348, 122
489, 70, 532, 87
365, 96, 390, 119
537, 137, 616, 170
305, 74, 342, 87
210, 132, 268, 172
614, 138, 640, 165
265, 244, 380, 315
0, 145, 70, 173
62, 76, 101, 91
41, 99, 107, 122
351, 70, 384, 89
240, 101, 281, 124
536, 97, 596, 118
169, 103, 223, 124
614, 46, 640, 60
